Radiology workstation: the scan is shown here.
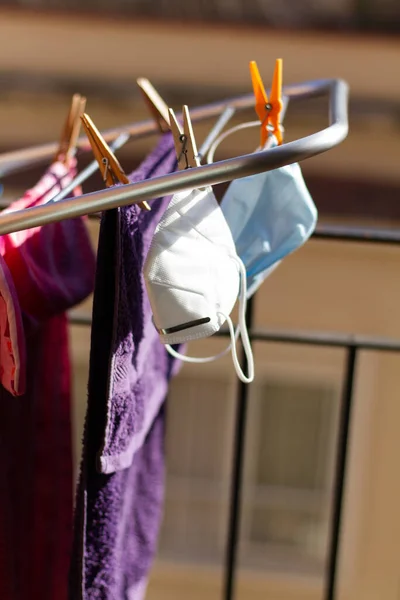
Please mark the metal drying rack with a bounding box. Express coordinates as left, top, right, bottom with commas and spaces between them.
0, 76, 352, 600
0, 78, 348, 235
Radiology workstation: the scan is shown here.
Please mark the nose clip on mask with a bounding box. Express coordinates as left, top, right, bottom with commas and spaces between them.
143, 186, 254, 383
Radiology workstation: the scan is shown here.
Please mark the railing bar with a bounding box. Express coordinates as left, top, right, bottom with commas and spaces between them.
223, 295, 254, 600
325, 346, 357, 600
68, 314, 400, 352
313, 226, 400, 245
69, 313, 93, 326
3, 193, 400, 247
249, 331, 400, 352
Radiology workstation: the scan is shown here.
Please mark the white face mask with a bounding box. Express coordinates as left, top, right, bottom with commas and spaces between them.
143, 186, 254, 383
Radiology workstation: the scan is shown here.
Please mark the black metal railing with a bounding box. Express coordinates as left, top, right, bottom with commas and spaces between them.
69, 223, 400, 600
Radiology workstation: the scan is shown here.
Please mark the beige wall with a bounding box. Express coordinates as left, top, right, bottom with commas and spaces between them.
1, 9, 399, 100
0, 9, 400, 186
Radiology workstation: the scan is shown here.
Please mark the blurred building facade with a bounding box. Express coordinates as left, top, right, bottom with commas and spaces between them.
1, 3, 400, 600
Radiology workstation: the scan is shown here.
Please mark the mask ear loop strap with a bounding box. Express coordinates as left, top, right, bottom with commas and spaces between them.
206, 121, 275, 164
165, 258, 254, 383
165, 328, 239, 364
223, 257, 254, 383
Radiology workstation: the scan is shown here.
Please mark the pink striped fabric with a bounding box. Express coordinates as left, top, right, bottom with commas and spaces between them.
0, 257, 25, 396
0, 160, 96, 600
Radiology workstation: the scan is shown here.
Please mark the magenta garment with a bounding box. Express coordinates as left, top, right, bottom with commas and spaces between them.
70, 134, 182, 600
0, 256, 25, 397
0, 161, 96, 600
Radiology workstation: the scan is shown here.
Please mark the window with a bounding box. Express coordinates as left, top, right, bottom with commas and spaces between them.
158, 373, 236, 564
240, 380, 337, 574
159, 371, 339, 575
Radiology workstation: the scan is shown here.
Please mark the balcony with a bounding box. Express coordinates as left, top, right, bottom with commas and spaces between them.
1, 4, 400, 599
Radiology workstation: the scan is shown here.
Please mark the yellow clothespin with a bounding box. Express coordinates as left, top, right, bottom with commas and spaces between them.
54, 93, 87, 165
137, 78, 171, 133
80, 113, 150, 211
168, 105, 200, 170
250, 59, 283, 147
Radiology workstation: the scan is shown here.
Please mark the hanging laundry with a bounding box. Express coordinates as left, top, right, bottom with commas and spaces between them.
69, 133, 181, 600
144, 185, 254, 383
219, 155, 317, 296
204, 59, 317, 297
0, 159, 96, 600
207, 132, 317, 297
0, 254, 25, 396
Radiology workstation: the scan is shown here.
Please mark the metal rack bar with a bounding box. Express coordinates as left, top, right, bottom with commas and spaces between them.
0, 78, 348, 235
0, 78, 316, 178
0, 92, 252, 178
68, 314, 400, 352
313, 224, 400, 246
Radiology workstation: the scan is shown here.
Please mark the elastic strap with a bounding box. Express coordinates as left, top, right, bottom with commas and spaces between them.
226, 256, 254, 383
206, 121, 275, 164
165, 327, 239, 364
165, 257, 254, 384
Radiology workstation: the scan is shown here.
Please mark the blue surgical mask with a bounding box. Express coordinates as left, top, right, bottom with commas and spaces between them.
207, 125, 317, 296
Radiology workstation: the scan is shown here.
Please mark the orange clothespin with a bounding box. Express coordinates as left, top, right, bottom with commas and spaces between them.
80, 113, 150, 211
54, 94, 87, 165
137, 78, 171, 133
250, 59, 283, 147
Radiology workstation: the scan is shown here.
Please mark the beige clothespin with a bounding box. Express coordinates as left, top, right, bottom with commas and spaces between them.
169, 105, 200, 170
80, 113, 151, 212
137, 78, 171, 133
54, 93, 87, 165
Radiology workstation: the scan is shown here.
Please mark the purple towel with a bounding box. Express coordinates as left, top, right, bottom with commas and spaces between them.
70, 133, 181, 600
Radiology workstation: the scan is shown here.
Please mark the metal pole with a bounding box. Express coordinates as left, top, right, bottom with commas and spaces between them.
68, 312, 400, 353
325, 345, 358, 600
0, 77, 346, 178
0, 92, 257, 178
0, 78, 348, 236
224, 295, 254, 600
313, 224, 400, 246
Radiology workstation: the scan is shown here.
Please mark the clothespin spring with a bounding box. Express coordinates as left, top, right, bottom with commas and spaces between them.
177, 134, 188, 168
101, 157, 116, 185
261, 103, 284, 143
